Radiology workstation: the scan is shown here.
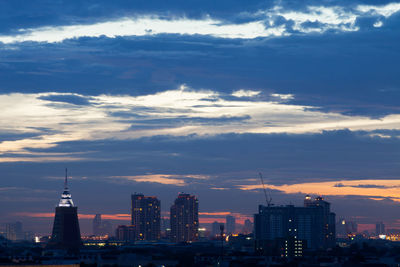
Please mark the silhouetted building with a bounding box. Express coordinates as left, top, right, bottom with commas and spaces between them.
6, 222, 23, 241
131, 194, 160, 241
376, 222, 385, 235
255, 195, 335, 256
170, 193, 199, 242
48, 170, 81, 251
115, 225, 135, 241
226, 215, 236, 235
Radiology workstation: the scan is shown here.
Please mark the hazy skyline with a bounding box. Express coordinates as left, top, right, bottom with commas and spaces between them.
1, 0, 400, 234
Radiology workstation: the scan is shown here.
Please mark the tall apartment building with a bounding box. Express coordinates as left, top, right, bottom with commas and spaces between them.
254, 195, 336, 257
131, 194, 161, 241
170, 193, 199, 242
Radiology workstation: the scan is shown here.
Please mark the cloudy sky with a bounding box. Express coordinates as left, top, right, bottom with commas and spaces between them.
1, 0, 400, 234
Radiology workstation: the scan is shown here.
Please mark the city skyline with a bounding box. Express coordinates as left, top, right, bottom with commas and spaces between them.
0, 174, 383, 236
1, 0, 400, 235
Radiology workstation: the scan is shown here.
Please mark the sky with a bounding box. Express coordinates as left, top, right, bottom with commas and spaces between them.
1, 0, 400, 235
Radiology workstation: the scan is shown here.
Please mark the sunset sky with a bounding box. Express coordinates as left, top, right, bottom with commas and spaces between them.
1, 0, 400, 234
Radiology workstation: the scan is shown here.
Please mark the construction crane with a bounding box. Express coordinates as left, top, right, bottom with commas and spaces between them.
259, 172, 272, 207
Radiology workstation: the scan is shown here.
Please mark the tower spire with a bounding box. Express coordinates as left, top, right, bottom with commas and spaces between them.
59, 168, 74, 207
65, 168, 68, 189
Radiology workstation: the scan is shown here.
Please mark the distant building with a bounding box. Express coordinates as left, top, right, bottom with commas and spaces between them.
336, 218, 358, 238
170, 193, 199, 242
131, 193, 161, 241
243, 219, 253, 234
115, 225, 135, 241
254, 195, 336, 256
161, 218, 171, 238
92, 214, 113, 236
226, 215, 236, 235
211, 221, 224, 238
48, 170, 81, 251
93, 214, 102, 236
6, 222, 23, 241
376, 222, 385, 235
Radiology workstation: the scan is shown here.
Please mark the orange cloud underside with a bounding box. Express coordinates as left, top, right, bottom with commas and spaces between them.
239, 179, 400, 200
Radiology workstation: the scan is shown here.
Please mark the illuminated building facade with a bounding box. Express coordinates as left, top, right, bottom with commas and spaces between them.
254, 195, 336, 255
49, 170, 81, 251
131, 194, 161, 241
170, 193, 199, 242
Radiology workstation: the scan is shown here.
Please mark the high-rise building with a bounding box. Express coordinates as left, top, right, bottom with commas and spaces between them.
48, 170, 81, 251
131, 194, 161, 241
170, 193, 199, 243
5, 222, 23, 241
226, 215, 236, 235
304, 196, 336, 248
254, 195, 336, 256
376, 222, 385, 235
93, 214, 102, 236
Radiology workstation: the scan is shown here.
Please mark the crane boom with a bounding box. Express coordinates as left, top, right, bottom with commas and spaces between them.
259, 172, 272, 206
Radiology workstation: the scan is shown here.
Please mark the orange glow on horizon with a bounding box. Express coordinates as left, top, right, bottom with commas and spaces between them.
14, 212, 252, 224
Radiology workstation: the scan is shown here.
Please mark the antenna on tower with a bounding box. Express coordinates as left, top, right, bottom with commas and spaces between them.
65, 168, 68, 189
259, 172, 272, 207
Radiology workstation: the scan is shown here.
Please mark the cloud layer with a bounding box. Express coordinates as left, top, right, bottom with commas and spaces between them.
2, 87, 400, 162
1, 2, 400, 44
